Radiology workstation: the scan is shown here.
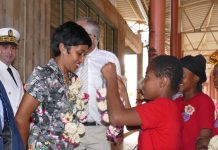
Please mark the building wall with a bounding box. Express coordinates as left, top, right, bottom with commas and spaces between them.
0, 0, 50, 82
88, 0, 143, 74
0, 0, 142, 82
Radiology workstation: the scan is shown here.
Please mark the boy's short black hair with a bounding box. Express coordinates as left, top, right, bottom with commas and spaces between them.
150, 55, 183, 94
51, 21, 92, 57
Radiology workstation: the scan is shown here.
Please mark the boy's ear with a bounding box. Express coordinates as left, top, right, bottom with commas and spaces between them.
160, 76, 169, 88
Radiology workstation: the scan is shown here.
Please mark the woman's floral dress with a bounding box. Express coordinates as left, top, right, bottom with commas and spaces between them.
25, 59, 87, 150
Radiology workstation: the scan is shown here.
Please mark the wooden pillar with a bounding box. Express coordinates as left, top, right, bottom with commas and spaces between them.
170, 0, 180, 57
137, 53, 143, 80
0, 0, 51, 81
149, 0, 165, 62
178, 32, 182, 58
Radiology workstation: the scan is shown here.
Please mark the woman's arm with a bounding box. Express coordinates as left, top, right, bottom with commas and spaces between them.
15, 92, 40, 146
196, 129, 213, 149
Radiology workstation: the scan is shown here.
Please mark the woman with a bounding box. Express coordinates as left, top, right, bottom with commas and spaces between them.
175, 55, 215, 150
15, 21, 91, 149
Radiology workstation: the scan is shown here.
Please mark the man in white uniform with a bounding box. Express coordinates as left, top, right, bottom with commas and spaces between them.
0, 28, 24, 115
76, 18, 121, 149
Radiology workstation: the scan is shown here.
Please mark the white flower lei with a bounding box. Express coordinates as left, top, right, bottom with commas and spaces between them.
96, 88, 124, 144
63, 77, 89, 146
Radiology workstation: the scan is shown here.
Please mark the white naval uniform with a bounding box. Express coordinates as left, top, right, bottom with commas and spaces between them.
0, 60, 24, 115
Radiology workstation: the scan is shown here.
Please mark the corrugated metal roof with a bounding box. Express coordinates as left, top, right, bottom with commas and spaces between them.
112, 0, 218, 59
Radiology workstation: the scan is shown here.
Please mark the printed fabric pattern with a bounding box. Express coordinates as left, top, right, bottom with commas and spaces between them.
25, 59, 87, 150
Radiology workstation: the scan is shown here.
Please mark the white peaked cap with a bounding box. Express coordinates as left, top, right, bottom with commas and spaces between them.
0, 27, 20, 45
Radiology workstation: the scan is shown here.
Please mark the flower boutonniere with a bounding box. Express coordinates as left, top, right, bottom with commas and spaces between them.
63, 77, 89, 146
182, 104, 195, 122
96, 88, 124, 144
184, 104, 195, 115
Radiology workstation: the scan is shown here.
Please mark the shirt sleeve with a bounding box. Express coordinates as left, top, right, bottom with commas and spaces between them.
24, 67, 49, 102
106, 52, 121, 75
198, 95, 215, 129
135, 99, 164, 129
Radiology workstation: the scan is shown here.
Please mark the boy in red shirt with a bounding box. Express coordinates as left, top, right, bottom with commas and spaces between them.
101, 55, 183, 150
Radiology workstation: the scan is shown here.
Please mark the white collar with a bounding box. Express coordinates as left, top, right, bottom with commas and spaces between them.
0, 60, 10, 70
88, 47, 98, 57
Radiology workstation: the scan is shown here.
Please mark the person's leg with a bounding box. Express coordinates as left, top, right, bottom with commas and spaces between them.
76, 125, 110, 150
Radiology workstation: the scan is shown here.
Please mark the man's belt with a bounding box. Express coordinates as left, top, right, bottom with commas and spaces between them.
83, 122, 100, 126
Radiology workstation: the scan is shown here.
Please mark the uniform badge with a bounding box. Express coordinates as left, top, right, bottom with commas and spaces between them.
8, 29, 13, 37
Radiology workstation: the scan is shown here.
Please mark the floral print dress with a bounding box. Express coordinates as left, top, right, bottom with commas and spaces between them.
25, 59, 87, 150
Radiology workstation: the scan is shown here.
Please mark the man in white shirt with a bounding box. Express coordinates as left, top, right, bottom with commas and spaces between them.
0, 28, 24, 115
76, 18, 121, 150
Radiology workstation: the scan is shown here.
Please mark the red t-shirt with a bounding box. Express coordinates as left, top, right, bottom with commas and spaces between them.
175, 92, 215, 150
135, 98, 182, 150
